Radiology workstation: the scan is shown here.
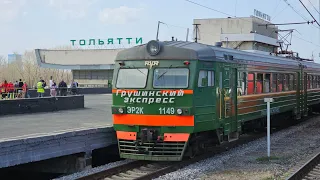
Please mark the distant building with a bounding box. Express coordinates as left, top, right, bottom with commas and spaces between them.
193, 16, 279, 54
36, 16, 280, 86
8, 54, 22, 64
35, 49, 123, 87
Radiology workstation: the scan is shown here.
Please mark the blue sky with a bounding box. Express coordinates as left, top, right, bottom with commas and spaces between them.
1, 0, 320, 61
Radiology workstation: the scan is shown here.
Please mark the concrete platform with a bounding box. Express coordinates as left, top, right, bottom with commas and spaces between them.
0, 95, 84, 116
0, 94, 115, 169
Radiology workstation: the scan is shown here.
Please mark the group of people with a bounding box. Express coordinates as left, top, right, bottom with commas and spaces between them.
0, 79, 29, 99
0, 77, 79, 99
36, 77, 79, 97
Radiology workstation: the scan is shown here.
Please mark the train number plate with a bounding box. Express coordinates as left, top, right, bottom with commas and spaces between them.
127, 106, 144, 114
159, 107, 175, 115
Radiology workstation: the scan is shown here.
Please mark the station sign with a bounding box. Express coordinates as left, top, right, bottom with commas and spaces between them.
70, 37, 143, 46
253, 9, 271, 22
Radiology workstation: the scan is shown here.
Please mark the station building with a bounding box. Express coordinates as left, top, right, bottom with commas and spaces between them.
36, 16, 278, 87
193, 16, 279, 55
35, 48, 123, 87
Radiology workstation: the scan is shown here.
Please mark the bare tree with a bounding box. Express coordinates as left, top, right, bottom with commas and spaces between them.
0, 50, 72, 88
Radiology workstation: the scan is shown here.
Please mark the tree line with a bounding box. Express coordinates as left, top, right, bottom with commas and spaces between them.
0, 51, 72, 89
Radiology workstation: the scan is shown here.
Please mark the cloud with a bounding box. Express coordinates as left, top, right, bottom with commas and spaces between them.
0, 0, 26, 22
49, 0, 97, 19
99, 6, 144, 25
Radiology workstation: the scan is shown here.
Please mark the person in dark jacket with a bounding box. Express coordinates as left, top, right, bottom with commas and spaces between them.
58, 80, 67, 96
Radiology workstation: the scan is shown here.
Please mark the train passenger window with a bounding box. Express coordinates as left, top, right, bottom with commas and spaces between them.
313, 76, 317, 89
256, 73, 263, 94
208, 71, 215, 86
198, 70, 207, 87
284, 74, 289, 91
318, 76, 320, 88
264, 74, 270, 93
247, 73, 254, 95
308, 75, 311, 89
289, 74, 294, 90
278, 74, 283, 92
272, 74, 277, 92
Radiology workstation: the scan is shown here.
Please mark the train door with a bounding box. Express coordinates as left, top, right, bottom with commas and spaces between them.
219, 64, 238, 141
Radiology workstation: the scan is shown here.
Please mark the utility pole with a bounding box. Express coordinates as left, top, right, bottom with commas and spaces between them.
156, 21, 165, 41
193, 23, 200, 43
186, 28, 189, 41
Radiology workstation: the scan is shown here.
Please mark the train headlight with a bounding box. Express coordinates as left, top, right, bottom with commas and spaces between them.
118, 108, 124, 114
146, 40, 161, 56
177, 108, 183, 115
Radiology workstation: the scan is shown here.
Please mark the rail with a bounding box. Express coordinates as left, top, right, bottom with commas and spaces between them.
76, 131, 267, 180
286, 152, 320, 180
75, 114, 319, 180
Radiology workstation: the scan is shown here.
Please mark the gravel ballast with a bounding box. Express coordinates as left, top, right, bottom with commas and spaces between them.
54, 159, 134, 180
155, 117, 320, 180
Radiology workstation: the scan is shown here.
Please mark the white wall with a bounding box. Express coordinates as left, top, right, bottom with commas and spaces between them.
36, 49, 124, 65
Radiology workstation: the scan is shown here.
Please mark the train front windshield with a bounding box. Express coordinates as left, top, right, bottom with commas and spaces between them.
116, 68, 148, 88
115, 67, 189, 89
153, 68, 189, 88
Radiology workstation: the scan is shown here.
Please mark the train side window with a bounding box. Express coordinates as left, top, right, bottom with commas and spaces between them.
272, 74, 277, 92
256, 73, 263, 94
289, 74, 294, 90
308, 75, 311, 89
208, 71, 215, 86
247, 73, 254, 95
264, 73, 270, 93
313, 76, 317, 89
318, 76, 320, 88
278, 74, 283, 92
198, 70, 207, 87
284, 74, 289, 91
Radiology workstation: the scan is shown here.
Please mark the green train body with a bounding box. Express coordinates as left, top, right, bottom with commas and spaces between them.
112, 40, 320, 161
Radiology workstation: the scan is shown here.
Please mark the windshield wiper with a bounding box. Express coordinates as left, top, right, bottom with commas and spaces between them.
131, 65, 146, 76
157, 65, 173, 79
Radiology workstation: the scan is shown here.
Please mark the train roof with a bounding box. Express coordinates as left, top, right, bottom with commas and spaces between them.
115, 40, 320, 70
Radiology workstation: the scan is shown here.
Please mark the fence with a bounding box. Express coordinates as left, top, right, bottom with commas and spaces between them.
1, 87, 112, 100
0, 87, 80, 100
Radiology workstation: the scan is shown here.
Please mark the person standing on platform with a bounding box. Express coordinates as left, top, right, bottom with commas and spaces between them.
22, 81, 30, 98
58, 80, 67, 96
51, 80, 57, 97
49, 76, 54, 96
0, 80, 8, 99
18, 79, 24, 98
7, 81, 14, 99
37, 79, 45, 97
70, 79, 78, 95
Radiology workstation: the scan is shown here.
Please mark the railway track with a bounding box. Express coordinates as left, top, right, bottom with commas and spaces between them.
76, 132, 266, 180
287, 152, 320, 180
74, 115, 318, 180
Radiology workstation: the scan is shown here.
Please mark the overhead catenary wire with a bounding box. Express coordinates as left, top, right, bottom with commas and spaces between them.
258, 20, 315, 26
298, 0, 320, 26
306, 0, 320, 15
183, 0, 320, 49
282, 0, 310, 21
